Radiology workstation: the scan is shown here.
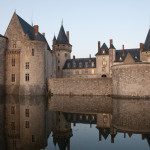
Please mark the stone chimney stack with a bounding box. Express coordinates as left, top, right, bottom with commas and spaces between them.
98, 41, 100, 51
33, 25, 39, 40
110, 39, 113, 47
42, 33, 45, 37
140, 43, 143, 52
73, 55, 75, 60
89, 54, 91, 58
66, 31, 69, 42
122, 45, 124, 55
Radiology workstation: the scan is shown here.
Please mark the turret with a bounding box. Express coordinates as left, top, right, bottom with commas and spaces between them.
53, 24, 72, 78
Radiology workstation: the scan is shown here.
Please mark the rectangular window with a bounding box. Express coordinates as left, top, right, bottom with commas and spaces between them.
12, 58, 15, 66
11, 74, 15, 82
25, 121, 29, 128
25, 62, 29, 69
32, 49, 34, 56
11, 106, 15, 114
25, 109, 29, 117
11, 122, 15, 130
25, 74, 29, 81
32, 135, 35, 142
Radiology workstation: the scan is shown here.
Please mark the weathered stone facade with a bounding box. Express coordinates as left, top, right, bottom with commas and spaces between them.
48, 78, 112, 96
112, 63, 150, 98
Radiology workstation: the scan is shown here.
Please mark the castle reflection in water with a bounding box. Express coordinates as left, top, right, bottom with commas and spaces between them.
0, 95, 150, 150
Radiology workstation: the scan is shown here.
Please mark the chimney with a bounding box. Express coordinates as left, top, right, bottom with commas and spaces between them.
111, 135, 114, 143
122, 45, 124, 55
98, 41, 100, 51
89, 54, 91, 58
33, 25, 39, 34
110, 39, 113, 47
140, 43, 143, 52
73, 55, 75, 60
66, 31, 69, 42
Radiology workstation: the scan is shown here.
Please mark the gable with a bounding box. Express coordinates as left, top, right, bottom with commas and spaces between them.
4, 12, 25, 40
124, 52, 135, 64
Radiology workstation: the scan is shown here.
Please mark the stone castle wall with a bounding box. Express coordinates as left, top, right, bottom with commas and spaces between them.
48, 78, 112, 96
112, 63, 150, 98
0, 37, 7, 95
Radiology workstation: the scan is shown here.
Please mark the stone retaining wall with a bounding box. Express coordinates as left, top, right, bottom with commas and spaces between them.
48, 78, 112, 96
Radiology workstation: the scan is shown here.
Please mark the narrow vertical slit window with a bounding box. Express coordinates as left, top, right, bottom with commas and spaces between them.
32, 49, 34, 56
25, 109, 29, 117
11, 74, 15, 82
12, 58, 15, 66
25, 74, 29, 81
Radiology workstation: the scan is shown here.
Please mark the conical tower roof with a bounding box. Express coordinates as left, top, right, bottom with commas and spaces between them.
143, 29, 150, 51
56, 25, 70, 45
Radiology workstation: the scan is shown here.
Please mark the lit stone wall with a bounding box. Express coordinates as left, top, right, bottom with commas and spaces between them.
112, 63, 150, 98
0, 37, 7, 95
48, 78, 112, 96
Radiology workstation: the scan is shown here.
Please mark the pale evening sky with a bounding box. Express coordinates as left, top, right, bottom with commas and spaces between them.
1, 0, 150, 58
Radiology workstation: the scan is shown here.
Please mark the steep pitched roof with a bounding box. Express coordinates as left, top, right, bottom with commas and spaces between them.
63, 58, 96, 69
115, 48, 141, 62
53, 35, 56, 40
109, 44, 116, 49
143, 29, 150, 51
56, 25, 70, 45
96, 43, 109, 55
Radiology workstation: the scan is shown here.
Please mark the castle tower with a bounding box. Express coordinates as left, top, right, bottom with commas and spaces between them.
53, 25, 72, 78
0, 35, 7, 95
109, 39, 116, 77
141, 29, 150, 62
95, 42, 110, 77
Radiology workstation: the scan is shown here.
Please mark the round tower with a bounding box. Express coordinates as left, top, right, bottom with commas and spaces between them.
53, 25, 72, 78
0, 35, 7, 95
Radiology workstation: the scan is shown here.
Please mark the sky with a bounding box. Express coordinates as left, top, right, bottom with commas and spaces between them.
1, 0, 150, 58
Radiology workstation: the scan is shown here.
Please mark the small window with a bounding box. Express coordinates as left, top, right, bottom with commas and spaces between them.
91, 62, 95, 67
13, 140, 16, 148
65, 53, 67, 57
12, 58, 15, 66
85, 62, 88, 67
119, 56, 122, 61
58, 60, 60, 63
102, 49, 105, 54
32, 135, 35, 142
25, 121, 29, 128
58, 66, 60, 71
102, 61, 107, 65
11, 122, 15, 130
11, 106, 15, 114
25, 74, 29, 81
73, 62, 76, 68
79, 62, 82, 68
135, 55, 138, 59
58, 53, 60, 56
67, 63, 70, 68
25, 109, 29, 117
26, 62, 29, 69
11, 74, 15, 82
32, 49, 34, 56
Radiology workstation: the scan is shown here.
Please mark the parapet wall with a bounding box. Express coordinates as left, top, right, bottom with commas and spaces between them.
112, 63, 150, 98
48, 78, 112, 96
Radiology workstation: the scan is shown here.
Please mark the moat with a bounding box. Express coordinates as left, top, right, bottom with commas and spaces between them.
0, 95, 150, 150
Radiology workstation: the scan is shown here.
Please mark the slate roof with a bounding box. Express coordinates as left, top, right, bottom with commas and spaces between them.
53, 35, 56, 40
63, 58, 96, 69
143, 29, 150, 51
115, 48, 141, 62
109, 44, 116, 49
96, 43, 109, 55
16, 14, 51, 50
56, 25, 70, 45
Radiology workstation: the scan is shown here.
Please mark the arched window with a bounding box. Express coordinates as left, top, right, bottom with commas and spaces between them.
101, 74, 107, 77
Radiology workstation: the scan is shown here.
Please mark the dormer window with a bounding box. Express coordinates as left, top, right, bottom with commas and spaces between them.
67, 63, 70, 68
102, 49, 105, 54
134, 55, 138, 59
85, 62, 88, 67
119, 56, 122, 61
73, 61, 76, 68
91, 62, 95, 67
79, 62, 82, 68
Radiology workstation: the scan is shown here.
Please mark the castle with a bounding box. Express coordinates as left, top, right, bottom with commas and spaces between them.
1, 12, 150, 97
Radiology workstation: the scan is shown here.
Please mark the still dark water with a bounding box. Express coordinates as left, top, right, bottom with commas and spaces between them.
0, 95, 150, 150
